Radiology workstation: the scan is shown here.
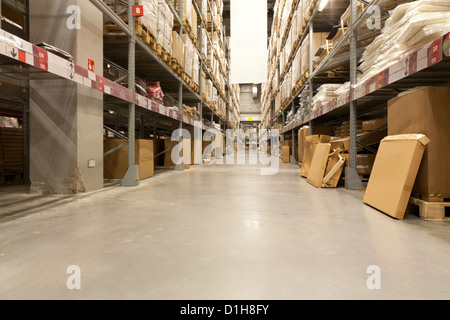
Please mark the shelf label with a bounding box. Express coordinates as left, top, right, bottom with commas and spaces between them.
133, 5, 144, 17
428, 38, 442, 66
98, 76, 104, 92
409, 52, 418, 75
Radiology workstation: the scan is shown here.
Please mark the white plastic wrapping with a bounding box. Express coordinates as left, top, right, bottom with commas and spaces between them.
359, 0, 450, 82
138, 0, 158, 37
311, 84, 342, 111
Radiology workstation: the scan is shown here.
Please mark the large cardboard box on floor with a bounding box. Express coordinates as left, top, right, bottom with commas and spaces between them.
363, 134, 430, 220
300, 135, 331, 178
388, 87, 450, 199
104, 139, 154, 180
307, 143, 331, 188
164, 139, 191, 169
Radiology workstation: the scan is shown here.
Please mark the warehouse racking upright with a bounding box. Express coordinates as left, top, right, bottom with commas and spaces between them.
261, 0, 450, 189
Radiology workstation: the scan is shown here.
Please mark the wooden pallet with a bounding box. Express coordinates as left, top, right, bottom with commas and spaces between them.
409, 197, 450, 222
103, 23, 122, 34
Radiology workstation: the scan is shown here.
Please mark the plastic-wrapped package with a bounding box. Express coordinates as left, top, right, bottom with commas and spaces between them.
146, 82, 164, 101
311, 84, 342, 111
183, 35, 194, 78
297, 1, 303, 31
286, 70, 291, 99
0, 117, 20, 128
292, 47, 302, 86
193, 54, 199, 85
138, 0, 158, 37
359, 0, 450, 82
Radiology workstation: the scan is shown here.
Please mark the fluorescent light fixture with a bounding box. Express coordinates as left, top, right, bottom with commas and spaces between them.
318, 0, 329, 11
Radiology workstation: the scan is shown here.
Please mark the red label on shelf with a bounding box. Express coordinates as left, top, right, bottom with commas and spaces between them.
428, 38, 442, 66
133, 5, 144, 17
98, 76, 104, 92
377, 72, 383, 89
17, 50, 26, 63
37, 47, 47, 61
409, 52, 418, 75
39, 59, 48, 71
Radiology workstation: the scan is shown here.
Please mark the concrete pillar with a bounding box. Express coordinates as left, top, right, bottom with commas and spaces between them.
29, 0, 104, 194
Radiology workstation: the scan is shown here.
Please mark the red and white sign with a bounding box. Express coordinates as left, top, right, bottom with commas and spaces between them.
88, 59, 95, 72
133, 5, 144, 17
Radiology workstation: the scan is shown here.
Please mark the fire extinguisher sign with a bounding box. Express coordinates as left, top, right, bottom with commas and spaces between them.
88, 59, 95, 73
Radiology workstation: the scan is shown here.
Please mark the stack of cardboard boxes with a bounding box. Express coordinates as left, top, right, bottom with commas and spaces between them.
297, 118, 388, 188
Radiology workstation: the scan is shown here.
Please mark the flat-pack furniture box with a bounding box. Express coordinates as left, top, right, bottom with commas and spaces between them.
104, 139, 154, 180
300, 135, 331, 178
298, 127, 310, 164
307, 143, 331, 188
388, 87, 450, 200
363, 134, 430, 220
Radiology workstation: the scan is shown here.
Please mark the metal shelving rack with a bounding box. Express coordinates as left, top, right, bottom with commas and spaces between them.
262, 0, 450, 189
90, 0, 237, 182
0, 0, 239, 186
0, 0, 30, 184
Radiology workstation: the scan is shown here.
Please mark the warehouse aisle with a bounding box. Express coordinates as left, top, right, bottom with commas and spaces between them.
1, 163, 450, 300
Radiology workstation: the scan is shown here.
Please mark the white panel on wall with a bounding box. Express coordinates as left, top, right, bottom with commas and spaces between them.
230, 0, 267, 84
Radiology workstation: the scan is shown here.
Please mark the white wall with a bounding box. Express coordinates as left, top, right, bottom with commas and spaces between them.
230, 0, 267, 84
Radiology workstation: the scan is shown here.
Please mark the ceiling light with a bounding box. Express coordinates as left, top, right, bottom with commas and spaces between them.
318, 0, 329, 12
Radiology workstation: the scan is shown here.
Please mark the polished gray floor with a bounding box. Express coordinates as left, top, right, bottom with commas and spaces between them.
0, 163, 450, 300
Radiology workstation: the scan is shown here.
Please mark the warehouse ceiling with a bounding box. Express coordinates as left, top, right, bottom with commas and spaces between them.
222, 0, 276, 38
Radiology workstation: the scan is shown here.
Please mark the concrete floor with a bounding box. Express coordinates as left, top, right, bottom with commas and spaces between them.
0, 163, 450, 300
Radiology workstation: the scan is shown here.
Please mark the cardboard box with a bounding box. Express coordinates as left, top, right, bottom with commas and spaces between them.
164, 140, 178, 167
104, 139, 154, 180
191, 139, 203, 165
283, 146, 290, 163
323, 149, 345, 188
363, 134, 430, 220
300, 135, 331, 177
362, 118, 387, 132
164, 139, 191, 168
330, 139, 345, 152
298, 126, 310, 164
307, 143, 331, 188
343, 154, 377, 176
388, 87, 450, 199
332, 128, 387, 152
